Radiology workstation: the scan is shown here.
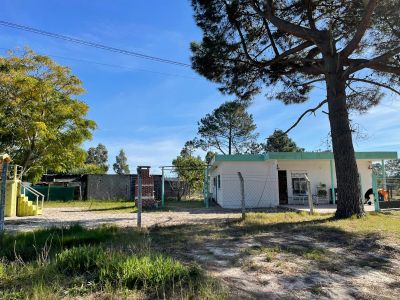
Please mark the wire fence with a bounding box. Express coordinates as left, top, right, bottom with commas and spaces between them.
211, 173, 279, 209
372, 175, 400, 210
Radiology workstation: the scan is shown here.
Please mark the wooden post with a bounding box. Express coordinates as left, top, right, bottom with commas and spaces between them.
305, 175, 314, 215
137, 167, 142, 228
237, 172, 245, 220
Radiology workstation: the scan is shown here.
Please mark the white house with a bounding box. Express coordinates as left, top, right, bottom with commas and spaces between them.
207, 152, 398, 209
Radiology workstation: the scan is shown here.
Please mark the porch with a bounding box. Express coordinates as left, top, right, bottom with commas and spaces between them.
280, 204, 376, 214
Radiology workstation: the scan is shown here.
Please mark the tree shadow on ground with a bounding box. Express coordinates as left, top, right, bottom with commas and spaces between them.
150, 217, 399, 299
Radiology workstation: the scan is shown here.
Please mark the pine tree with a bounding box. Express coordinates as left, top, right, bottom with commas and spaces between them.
191, 0, 400, 218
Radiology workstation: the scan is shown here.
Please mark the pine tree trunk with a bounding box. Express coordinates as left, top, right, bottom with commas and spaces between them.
325, 56, 364, 218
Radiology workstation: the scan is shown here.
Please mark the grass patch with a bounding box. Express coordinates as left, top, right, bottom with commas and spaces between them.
55, 245, 200, 294
0, 225, 226, 299
0, 224, 121, 261
44, 200, 137, 213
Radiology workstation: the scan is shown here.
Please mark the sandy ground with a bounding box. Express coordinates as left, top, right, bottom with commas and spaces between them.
187, 227, 400, 299
4, 207, 241, 232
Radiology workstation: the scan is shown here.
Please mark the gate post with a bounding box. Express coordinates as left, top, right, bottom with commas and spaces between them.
0, 154, 11, 232
161, 167, 165, 208
137, 166, 142, 228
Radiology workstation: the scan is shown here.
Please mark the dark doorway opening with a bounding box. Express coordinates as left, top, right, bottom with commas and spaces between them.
278, 170, 288, 205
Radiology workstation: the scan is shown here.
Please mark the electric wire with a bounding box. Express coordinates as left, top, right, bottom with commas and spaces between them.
0, 47, 199, 80
0, 20, 191, 67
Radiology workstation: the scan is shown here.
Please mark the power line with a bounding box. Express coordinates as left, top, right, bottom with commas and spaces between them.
0, 20, 191, 68
0, 47, 199, 80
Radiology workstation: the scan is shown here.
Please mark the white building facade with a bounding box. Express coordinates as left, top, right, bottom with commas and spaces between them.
208, 152, 397, 209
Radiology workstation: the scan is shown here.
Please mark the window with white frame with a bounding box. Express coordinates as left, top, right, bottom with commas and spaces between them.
291, 172, 307, 195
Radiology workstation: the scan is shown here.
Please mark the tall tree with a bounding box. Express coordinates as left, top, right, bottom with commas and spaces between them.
265, 130, 304, 152
191, 0, 400, 218
86, 143, 109, 173
113, 149, 130, 175
0, 48, 96, 182
197, 101, 257, 154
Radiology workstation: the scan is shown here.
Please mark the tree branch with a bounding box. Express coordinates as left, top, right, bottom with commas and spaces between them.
250, 0, 322, 42
340, 0, 378, 58
305, 0, 317, 30
349, 77, 400, 96
283, 99, 328, 135
293, 78, 325, 87
344, 46, 400, 76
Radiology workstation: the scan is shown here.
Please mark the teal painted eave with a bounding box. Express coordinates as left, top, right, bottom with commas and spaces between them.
214, 151, 398, 162
214, 154, 266, 162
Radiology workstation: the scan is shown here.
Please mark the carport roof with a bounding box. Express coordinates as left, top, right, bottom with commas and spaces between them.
213, 151, 398, 163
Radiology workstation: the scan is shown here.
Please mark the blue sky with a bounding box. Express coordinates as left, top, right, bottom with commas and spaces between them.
1, 0, 399, 174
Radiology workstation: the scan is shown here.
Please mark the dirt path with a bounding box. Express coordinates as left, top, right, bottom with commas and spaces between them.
4, 207, 241, 232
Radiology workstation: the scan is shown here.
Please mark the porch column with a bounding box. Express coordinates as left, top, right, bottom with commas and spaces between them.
381, 159, 387, 190
330, 159, 336, 205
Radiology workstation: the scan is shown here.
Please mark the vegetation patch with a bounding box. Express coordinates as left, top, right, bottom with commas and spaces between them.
0, 225, 226, 299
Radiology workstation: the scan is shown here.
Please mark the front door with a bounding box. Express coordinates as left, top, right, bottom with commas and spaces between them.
278, 170, 288, 205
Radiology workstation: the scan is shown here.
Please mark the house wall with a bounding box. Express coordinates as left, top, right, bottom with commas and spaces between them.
209, 161, 279, 209
210, 159, 373, 208
276, 159, 372, 204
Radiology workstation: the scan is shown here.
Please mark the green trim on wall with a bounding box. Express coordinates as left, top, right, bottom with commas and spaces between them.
214, 154, 266, 162
214, 151, 398, 162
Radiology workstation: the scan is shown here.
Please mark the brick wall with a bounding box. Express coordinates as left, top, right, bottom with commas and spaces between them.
135, 167, 154, 200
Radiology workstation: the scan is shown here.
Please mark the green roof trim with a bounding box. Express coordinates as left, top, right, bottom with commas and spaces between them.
214, 154, 266, 162
214, 151, 398, 162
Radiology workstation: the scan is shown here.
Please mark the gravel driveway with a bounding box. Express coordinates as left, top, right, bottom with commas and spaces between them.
4, 207, 241, 232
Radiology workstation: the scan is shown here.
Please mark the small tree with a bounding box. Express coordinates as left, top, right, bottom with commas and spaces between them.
86, 143, 109, 173
172, 145, 205, 200
0, 48, 96, 182
264, 130, 304, 152
197, 101, 257, 154
191, 0, 400, 218
113, 149, 130, 175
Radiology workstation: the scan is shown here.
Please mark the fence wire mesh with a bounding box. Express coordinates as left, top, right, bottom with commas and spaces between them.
375, 177, 400, 202
212, 173, 278, 209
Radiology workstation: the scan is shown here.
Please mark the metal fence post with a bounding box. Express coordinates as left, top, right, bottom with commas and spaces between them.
372, 173, 380, 212
161, 167, 165, 208
305, 175, 314, 215
237, 172, 245, 220
204, 167, 209, 208
137, 166, 142, 228
0, 160, 10, 232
